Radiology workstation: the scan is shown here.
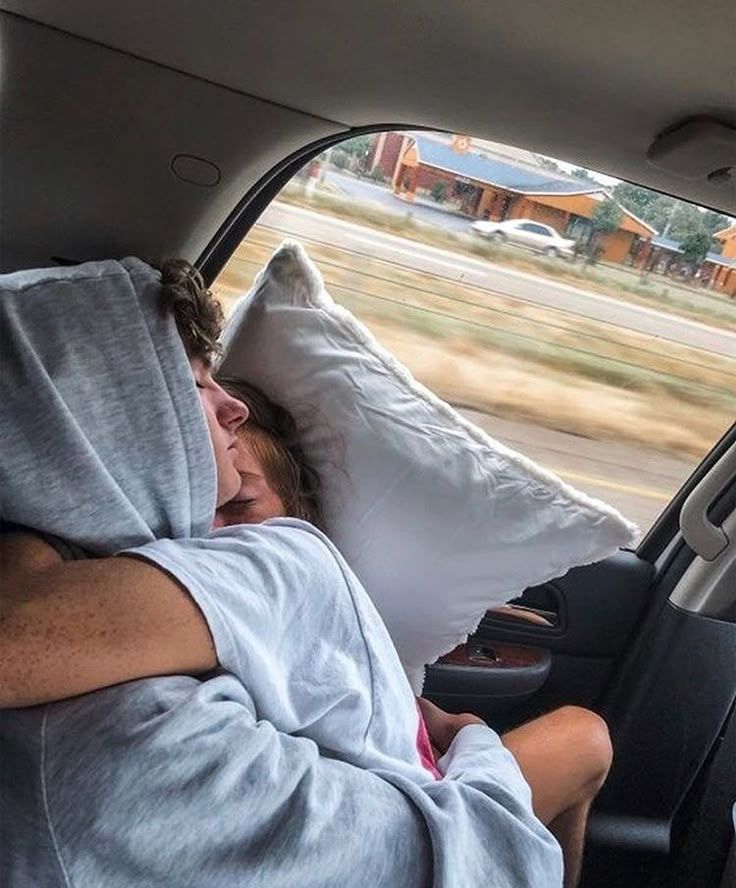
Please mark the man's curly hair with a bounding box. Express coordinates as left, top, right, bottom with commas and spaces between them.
157, 258, 224, 365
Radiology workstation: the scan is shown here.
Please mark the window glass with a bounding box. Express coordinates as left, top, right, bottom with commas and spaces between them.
214, 131, 736, 533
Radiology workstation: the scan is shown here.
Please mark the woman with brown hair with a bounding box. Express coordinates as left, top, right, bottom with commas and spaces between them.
213, 377, 323, 529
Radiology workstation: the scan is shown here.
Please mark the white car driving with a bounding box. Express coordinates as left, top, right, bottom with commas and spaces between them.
471, 218, 577, 257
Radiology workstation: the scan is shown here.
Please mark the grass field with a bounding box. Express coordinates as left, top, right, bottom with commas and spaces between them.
214, 222, 735, 462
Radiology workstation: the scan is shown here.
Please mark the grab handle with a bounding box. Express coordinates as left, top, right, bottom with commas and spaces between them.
679, 447, 735, 561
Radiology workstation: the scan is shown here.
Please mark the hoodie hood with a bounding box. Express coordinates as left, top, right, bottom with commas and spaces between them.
0, 257, 216, 553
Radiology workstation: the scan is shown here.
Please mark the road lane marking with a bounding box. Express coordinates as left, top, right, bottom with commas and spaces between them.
546, 466, 672, 502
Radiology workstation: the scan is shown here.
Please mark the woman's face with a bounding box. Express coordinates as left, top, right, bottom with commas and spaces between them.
213, 435, 287, 527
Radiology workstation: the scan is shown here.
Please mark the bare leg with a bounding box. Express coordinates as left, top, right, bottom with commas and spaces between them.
502, 706, 613, 888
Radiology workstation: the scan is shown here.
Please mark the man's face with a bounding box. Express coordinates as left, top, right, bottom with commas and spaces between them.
190, 358, 249, 507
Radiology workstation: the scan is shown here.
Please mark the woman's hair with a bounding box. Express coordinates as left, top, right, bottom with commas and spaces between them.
157, 258, 224, 365
216, 376, 323, 529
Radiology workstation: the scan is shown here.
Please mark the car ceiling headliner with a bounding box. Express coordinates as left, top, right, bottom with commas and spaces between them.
2, 0, 735, 214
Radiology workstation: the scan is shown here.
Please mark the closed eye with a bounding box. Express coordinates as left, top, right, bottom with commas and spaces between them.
221, 498, 256, 509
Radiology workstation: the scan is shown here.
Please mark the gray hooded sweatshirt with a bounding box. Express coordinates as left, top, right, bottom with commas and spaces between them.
0, 258, 563, 887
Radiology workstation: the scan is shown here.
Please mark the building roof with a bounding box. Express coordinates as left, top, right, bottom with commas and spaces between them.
460, 136, 545, 168
410, 135, 656, 235
652, 234, 736, 267
413, 135, 601, 196
713, 224, 736, 240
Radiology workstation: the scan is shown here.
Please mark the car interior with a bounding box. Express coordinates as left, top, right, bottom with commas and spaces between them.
2, 2, 735, 886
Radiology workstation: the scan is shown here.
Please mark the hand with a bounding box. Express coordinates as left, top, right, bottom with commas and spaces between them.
416, 697, 486, 756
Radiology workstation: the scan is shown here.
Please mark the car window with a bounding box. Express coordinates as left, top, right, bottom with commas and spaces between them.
213, 130, 736, 533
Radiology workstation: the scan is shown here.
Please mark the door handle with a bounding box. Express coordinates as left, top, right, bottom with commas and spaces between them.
488, 604, 557, 628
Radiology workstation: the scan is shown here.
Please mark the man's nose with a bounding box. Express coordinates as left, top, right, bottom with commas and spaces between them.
220, 393, 249, 430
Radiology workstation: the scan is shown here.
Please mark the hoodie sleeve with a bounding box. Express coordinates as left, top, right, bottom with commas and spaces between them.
123, 522, 380, 744
37, 675, 563, 888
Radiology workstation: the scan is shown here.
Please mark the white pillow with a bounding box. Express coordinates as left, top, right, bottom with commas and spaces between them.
219, 241, 639, 691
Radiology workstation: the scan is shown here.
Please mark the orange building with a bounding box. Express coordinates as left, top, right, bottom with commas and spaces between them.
712, 226, 736, 296
636, 234, 736, 296
382, 134, 655, 263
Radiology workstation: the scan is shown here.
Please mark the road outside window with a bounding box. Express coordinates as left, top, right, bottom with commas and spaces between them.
214, 131, 736, 531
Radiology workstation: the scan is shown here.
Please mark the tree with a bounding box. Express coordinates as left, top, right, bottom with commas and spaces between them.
431, 181, 448, 202
612, 181, 731, 241
571, 167, 596, 183
329, 134, 375, 175
340, 134, 374, 158
582, 199, 623, 264
679, 231, 712, 266
612, 182, 660, 219
591, 198, 623, 234
666, 204, 710, 241
331, 149, 349, 170
612, 182, 675, 232
702, 209, 732, 238
537, 156, 562, 173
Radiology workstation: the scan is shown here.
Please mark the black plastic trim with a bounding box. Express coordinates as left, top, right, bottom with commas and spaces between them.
663, 696, 736, 888
584, 608, 736, 887
593, 603, 736, 842
587, 814, 671, 856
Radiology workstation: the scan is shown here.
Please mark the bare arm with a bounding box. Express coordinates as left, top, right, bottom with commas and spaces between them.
0, 532, 216, 708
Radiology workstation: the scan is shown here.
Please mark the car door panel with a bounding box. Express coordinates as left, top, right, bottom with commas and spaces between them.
582, 438, 736, 886
424, 550, 655, 722
515, 223, 538, 249
481, 551, 656, 657
585, 600, 736, 886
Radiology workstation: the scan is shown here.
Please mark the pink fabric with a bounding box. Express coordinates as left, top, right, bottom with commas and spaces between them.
415, 702, 443, 780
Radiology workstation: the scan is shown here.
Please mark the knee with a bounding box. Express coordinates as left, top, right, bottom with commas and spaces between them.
555, 706, 613, 789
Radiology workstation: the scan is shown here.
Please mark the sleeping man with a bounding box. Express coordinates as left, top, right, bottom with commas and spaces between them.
0, 257, 606, 887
